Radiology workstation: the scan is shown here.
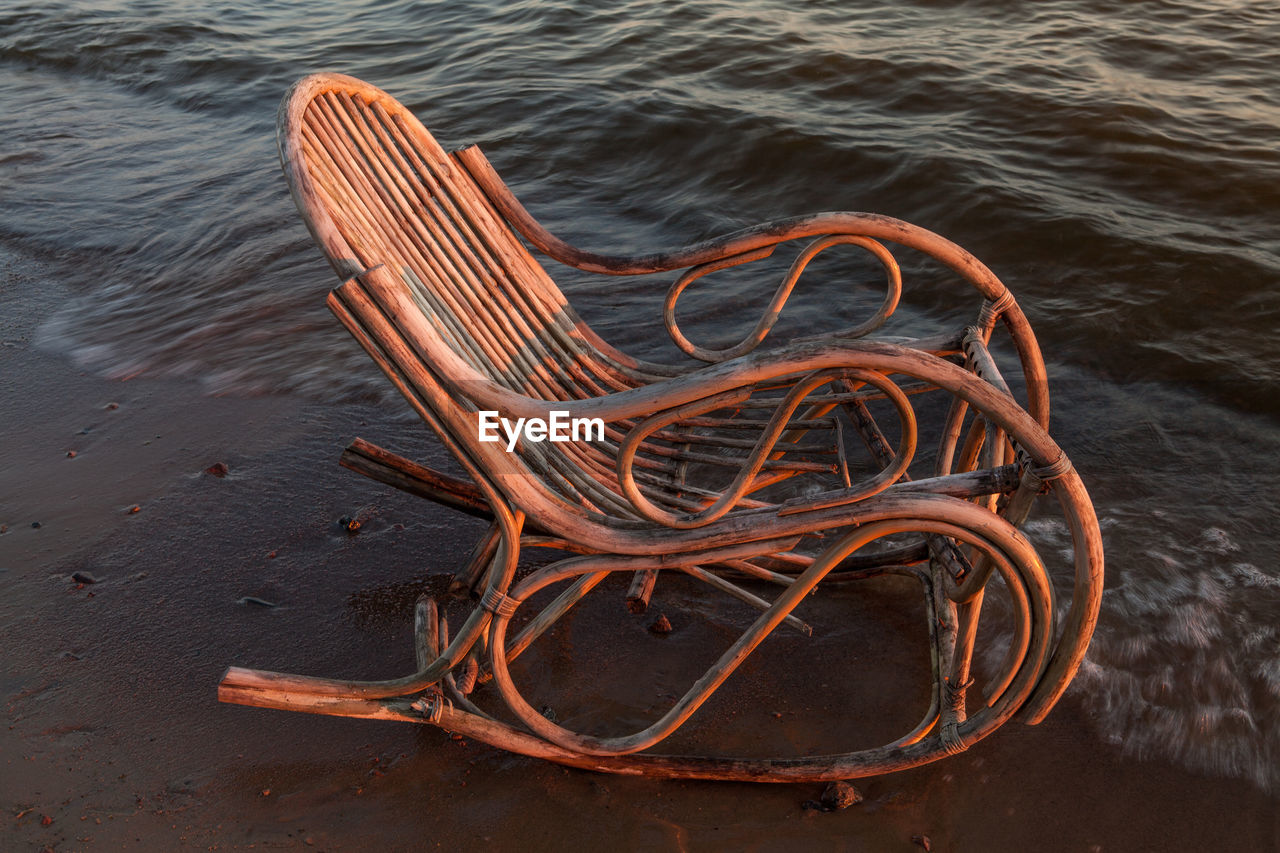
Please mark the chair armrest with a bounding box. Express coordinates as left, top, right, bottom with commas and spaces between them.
446, 337, 952, 427
454, 143, 1006, 299
442, 337, 1055, 531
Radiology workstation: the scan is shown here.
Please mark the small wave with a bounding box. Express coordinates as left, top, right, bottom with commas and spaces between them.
1071, 514, 1280, 791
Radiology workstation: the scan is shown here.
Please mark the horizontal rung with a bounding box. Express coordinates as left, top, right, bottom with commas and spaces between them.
739, 379, 941, 410
645, 429, 836, 453
675, 416, 838, 430
777, 464, 1021, 515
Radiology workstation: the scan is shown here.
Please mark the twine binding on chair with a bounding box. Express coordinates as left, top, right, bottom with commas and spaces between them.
977, 290, 1017, 330
939, 676, 973, 755
411, 692, 452, 725
480, 588, 520, 619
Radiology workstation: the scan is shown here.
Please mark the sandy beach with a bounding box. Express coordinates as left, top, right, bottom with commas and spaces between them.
3, 245, 1275, 851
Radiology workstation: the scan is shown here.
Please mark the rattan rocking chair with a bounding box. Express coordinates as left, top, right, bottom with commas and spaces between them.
218, 73, 1104, 782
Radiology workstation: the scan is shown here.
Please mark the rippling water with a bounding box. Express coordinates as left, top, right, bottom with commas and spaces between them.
2, 0, 1277, 789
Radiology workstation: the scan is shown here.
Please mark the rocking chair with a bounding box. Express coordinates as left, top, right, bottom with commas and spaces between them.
218, 73, 1104, 782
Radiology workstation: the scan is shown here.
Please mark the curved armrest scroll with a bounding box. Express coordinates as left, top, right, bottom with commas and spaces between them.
664, 235, 902, 363
615, 367, 916, 529
456, 144, 998, 292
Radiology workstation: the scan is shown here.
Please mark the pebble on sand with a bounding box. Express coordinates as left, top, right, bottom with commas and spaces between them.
204, 461, 229, 477
801, 780, 864, 813
821, 780, 863, 810
648, 614, 672, 635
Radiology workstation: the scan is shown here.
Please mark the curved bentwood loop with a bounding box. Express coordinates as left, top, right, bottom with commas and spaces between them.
663, 234, 903, 363
217, 73, 1104, 782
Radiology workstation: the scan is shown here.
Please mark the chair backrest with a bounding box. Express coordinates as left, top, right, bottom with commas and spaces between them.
280, 73, 680, 530
280, 73, 653, 397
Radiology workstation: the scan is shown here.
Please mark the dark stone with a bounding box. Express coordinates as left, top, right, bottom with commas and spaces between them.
648, 614, 672, 635
821, 780, 863, 810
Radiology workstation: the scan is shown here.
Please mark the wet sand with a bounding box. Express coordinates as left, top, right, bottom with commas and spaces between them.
3, 249, 1276, 851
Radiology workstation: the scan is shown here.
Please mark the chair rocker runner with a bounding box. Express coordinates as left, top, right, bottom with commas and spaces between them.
218, 73, 1104, 782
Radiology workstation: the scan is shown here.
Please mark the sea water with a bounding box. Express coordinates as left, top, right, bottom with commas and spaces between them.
1, 0, 1276, 789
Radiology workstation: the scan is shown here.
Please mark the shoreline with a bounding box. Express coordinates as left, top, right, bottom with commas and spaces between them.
2, 249, 1275, 850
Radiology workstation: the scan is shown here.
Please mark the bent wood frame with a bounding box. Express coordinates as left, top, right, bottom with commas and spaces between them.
219, 73, 1104, 782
